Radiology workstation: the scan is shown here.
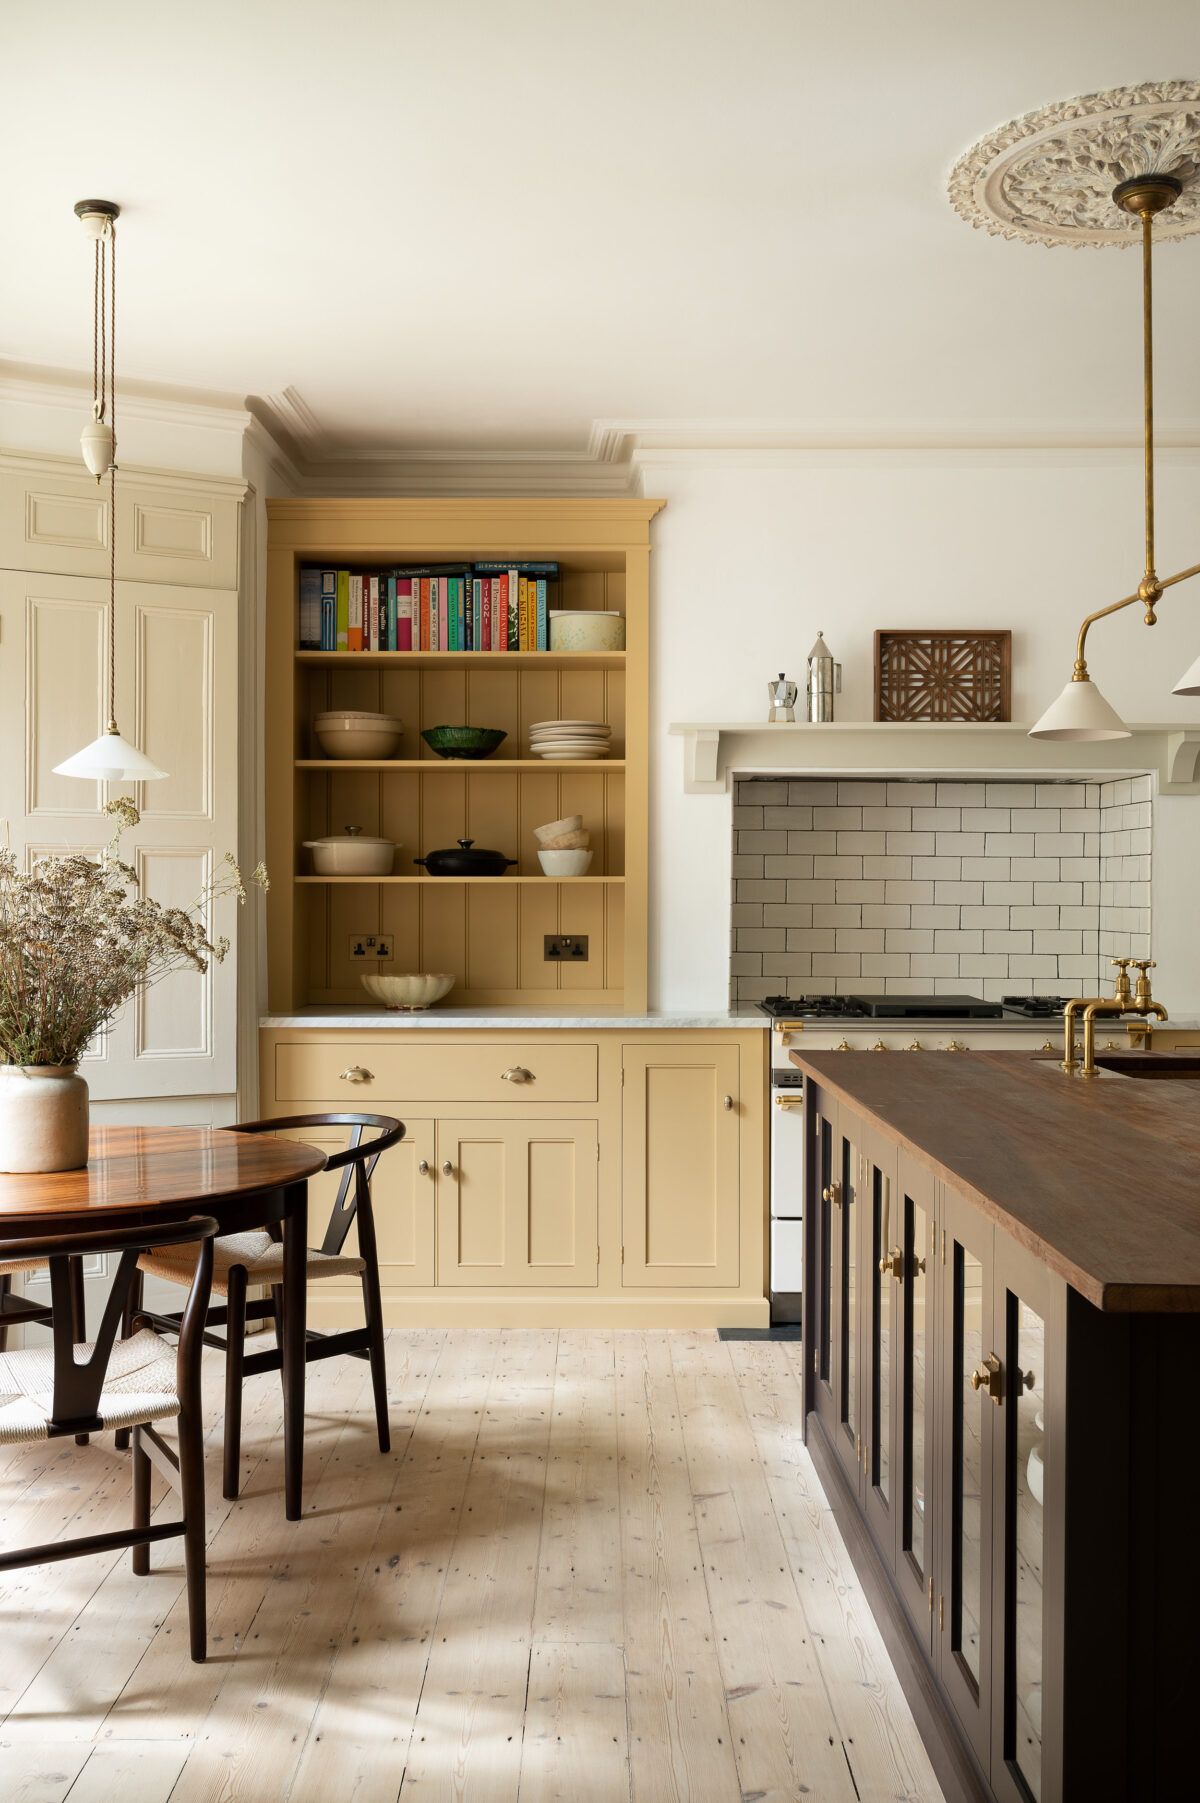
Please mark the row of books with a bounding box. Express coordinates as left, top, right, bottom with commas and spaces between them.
298, 562, 560, 653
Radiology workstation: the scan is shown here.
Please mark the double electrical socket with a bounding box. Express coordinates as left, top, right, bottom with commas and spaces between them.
349, 934, 394, 961
544, 935, 589, 961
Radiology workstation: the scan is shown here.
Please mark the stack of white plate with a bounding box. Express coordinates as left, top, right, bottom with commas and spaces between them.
527, 720, 611, 761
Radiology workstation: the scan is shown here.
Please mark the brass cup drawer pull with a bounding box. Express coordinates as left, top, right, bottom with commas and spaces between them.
969, 1352, 1004, 1404
501, 1066, 533, 1083
878, 1246, 904, 1280
339, 1065, 374, 1084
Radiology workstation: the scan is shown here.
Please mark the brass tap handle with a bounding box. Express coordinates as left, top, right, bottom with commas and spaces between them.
1110, 957, 1133, 1003
821, 1181, 842, 1207
878, 1246, 904, 1280
1132, 959, 1156, 970
1132, 958, 1157, 999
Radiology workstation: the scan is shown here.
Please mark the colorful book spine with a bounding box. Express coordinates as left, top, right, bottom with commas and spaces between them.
481, 577, 492, 651
320, 570, 337, 652
336, 569, 349, 652
471, 561, 560, 575
518, 575, 529, 651
419, 577, 431, 650
396, 577, 413, 651
535, 577, 548, 651
507, 571, 519, 650
455, 575, 466, 650
472, 577, 482, 651
437, 576, 449, 650
298, 568, 320, 648
385, 576, 395, 651
348, 574, 362, 652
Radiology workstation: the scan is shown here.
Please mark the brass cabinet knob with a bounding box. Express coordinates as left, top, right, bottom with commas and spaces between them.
969, 1352, 1003, 1403
872, 1040, 889, 1052
339, 1065, 374, 1084
878, 1246, 904, 1280
836, 1039, 852, 1051
501, 1065, 533, 1083
417, 1159, 430, 1176
821, 1181, 842, 1207
441, 1160, 454, 1177
908, 1040, 924, 1052
723, 1093, 735, 1111
1020, 1368, 1036, 1391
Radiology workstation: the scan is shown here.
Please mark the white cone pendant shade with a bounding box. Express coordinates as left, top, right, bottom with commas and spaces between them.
1172, 651, 1200, 695
53, 729, 167, 782
1028, 676, 1131, 741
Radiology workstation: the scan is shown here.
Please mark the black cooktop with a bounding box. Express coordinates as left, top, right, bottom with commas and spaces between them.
757, 993, 1005, 1022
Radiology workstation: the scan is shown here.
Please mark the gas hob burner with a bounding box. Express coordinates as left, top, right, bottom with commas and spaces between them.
757, 994, 868, 1020
1002, 995, 1070, 1018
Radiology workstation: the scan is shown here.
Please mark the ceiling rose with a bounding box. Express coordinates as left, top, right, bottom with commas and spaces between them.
948, 80, 1200, 247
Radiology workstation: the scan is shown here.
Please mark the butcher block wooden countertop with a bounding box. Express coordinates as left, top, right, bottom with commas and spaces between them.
790, 1048, 1200, 1314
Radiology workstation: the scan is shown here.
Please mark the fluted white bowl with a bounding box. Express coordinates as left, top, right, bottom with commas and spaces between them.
361, 972, 455, 1011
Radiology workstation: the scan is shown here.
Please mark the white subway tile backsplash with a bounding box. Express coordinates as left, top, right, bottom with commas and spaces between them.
729, 776, 1153, 1001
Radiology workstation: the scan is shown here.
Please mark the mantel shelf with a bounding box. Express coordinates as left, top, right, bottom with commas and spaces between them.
666, 719, 1200, 794
296, 874, 624, 886
295, 759, 625, 772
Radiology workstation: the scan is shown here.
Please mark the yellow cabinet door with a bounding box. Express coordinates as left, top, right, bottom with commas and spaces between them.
277, 1120, 437, 1288
435, 1119, 599, 1288
621, 1043, 741, 1288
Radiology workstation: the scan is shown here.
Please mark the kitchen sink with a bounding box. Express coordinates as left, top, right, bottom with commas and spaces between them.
1092, 1053, 1200, 1080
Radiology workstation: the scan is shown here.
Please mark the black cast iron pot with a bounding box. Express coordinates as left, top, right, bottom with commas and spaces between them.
414, 838, 518, 877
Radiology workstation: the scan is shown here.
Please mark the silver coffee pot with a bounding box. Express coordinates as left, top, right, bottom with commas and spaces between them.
766, 672, 799, 723
806, 632, 842, 723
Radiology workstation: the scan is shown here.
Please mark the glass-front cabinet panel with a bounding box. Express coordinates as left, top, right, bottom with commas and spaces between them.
939, 1184, 995, 1771
864, 1140, 901, 1558
834, 1117, 862, 1489
810, 1091, 840, 1450
894, 1152, 936, 1647
991, 1232, 1060, 1803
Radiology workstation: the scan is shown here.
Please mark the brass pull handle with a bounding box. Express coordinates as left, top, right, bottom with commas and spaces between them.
878, 1246, 904, 1280
821, 1181, 842, 1207
441, 1160, 454, 1177
872, 1040, 888, 1052
417, 1159, 429, 1176
773, 1094, 803, 1109
339, 1065, 374, 1084
969, 1352, 1003, 1404
501, 1065, 533, 1083
723, 1094, 735, 1111
836, 1039, 852, 1052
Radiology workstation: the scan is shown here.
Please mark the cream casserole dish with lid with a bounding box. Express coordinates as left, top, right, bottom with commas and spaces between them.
303, 826, 397, 875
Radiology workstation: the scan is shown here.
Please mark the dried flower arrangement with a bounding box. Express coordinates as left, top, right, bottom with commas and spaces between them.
0, 798, 268, 1068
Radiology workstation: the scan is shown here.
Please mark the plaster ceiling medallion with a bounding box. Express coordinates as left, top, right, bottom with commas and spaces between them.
948, 81, 1200, 247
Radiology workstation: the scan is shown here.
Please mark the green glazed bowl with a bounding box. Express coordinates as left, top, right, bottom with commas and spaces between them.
421, 725, 507, 760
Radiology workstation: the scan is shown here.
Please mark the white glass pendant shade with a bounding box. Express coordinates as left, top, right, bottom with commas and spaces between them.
1171, 650, 1200, 695
1028, 675, 1131, 741
80, 414, 114, 478
53, 729, 167, 782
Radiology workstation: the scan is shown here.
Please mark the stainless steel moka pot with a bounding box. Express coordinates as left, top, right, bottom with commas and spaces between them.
806, 633, 841, 723
766, 672, 799, 722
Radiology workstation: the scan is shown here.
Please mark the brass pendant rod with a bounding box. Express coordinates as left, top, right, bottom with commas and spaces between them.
1141, 207, 1158, 597
1074, 556, 1200, 677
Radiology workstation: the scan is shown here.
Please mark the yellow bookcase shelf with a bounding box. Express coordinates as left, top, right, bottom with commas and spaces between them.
266, 498, 662, 1010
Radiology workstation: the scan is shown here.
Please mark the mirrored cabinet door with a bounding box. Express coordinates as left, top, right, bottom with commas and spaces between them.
894, 1152, 938, 1650
990, 1233, 1063, 1803
939, 1183, 996, 1772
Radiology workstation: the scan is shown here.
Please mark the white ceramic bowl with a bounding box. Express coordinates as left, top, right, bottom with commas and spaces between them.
315, 715, 402, 760
361, 972, 454, 1011
538, 848, 594, 877
303, 831, 397, 876
548, 611, 626, 653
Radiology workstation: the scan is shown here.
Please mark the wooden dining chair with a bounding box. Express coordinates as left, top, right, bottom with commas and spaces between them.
126, 1113, 404, 1501
0, 1256, 86, 1351
0, 1215, 217, 1663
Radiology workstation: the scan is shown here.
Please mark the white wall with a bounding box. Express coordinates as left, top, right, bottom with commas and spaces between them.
642, 452, 1200, 1012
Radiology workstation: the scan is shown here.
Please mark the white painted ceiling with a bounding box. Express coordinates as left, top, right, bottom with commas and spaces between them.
5, 0, 1200, 456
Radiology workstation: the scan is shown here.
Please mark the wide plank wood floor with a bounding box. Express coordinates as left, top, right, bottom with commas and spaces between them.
0, 1330, 943, 1802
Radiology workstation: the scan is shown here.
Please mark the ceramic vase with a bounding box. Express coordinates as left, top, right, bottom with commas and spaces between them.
0, 1064, 90, 1173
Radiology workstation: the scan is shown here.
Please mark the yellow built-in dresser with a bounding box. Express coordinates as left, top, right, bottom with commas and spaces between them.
262, 498, 767, 1326
259, 1021, 768, 1327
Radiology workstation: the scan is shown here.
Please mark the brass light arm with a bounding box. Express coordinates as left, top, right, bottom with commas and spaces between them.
1073, 560, 1200, 679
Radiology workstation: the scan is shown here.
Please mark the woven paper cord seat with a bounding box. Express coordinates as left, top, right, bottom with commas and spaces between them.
139, 1230, 365, 1295
0, 1328, 180, 1446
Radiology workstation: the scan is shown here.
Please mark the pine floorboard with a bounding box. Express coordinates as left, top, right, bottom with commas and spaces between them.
0, 1330, 944, 1801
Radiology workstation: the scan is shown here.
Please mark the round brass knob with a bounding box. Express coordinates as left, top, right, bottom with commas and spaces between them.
441, 1160, 454, 1177
970, 1365, 988, 1392
1021, 1369, 1036, 1391
878, 1246, 904, 1280
339, 1066, 374, 1084
417, 1159, 429, 1176
723, 1094, 735, 1111
821, 1181, 841, 1206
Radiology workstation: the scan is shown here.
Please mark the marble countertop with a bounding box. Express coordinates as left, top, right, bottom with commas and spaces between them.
260, 1007, 766, 1031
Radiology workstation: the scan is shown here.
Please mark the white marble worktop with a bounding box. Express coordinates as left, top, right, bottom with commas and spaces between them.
260, 1007, 767, 1031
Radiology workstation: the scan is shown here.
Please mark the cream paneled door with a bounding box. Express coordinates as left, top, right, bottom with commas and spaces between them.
621, 1043, 741, 1287
0, 567, 238, 1100
435, 1118, 599, 1287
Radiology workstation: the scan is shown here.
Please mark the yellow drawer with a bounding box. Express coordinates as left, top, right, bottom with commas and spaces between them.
272, 1039, 598, 1106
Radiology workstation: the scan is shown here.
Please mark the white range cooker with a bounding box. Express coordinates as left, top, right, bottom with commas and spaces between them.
763, 992, 1077, 1325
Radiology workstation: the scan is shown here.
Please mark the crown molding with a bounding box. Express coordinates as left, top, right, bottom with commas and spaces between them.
0, 445, 248, 498
0, 358, 252, 436
599, 417, 1200, 457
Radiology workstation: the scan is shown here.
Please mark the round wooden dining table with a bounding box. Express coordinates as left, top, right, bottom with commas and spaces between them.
0, 1124, 327, 1520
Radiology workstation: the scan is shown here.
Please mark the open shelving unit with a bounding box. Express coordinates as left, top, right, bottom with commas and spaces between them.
266, 498, 662, 1009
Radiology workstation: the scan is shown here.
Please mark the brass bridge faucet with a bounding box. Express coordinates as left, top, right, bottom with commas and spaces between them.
1061, 959, 1169, 1077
